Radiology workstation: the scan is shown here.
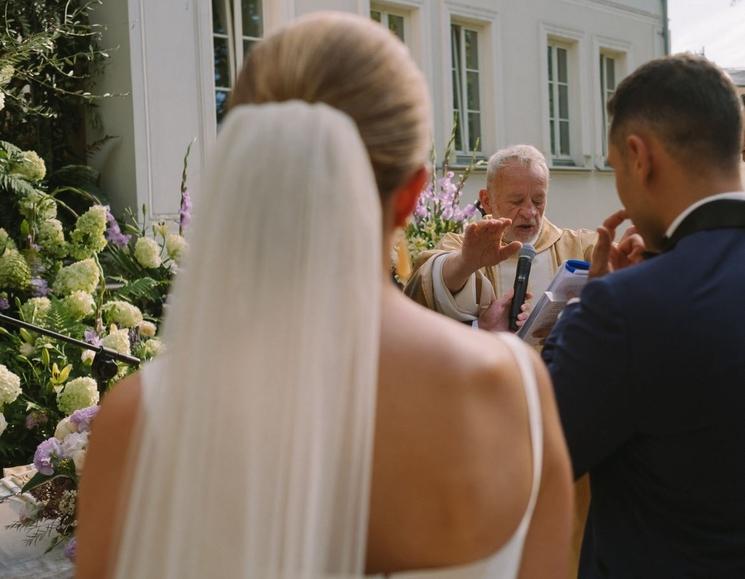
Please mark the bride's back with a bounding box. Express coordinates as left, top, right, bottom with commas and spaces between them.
370, 292, 529, 570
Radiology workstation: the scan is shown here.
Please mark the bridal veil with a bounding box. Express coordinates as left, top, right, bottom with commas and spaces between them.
114, 101, 382, 578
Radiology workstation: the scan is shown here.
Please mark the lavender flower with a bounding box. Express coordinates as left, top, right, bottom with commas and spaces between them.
70, 405, 99, 433
104, 206, 131, 247
30, 277, 49, 297
179, 189, 192, 232
0, 297, 8, 311
64, 537, 76, 561
462, 204, 478, 219
33, 438, 63, 476
84, 328, 102, 348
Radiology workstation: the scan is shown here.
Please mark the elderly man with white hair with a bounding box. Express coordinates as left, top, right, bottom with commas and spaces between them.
405, 144, 596, 326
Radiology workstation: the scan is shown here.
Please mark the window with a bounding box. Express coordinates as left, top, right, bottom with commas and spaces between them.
547, 43, 571, 163
600, 53, 617, 161
451, 24, 481, 154
212, 0, 263, 122
370, 8, 405, 42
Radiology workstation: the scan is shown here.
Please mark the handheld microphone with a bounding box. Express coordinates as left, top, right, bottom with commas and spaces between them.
509, 244, 536, 332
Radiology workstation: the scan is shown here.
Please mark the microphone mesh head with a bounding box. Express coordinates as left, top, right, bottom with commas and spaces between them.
519, 243, 536, 260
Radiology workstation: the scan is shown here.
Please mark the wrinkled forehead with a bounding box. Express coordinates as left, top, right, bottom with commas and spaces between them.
489, 161, 549, 197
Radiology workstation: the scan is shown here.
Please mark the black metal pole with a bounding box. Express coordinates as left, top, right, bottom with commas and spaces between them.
0, 312, 140, 367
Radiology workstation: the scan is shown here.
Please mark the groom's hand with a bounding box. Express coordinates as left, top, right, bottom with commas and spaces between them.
590, 210, 646, 279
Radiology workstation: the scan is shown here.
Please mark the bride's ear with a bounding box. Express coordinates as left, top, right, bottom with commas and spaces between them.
392, 166, 428, 228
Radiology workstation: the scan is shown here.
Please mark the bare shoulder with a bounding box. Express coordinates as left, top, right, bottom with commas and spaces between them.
381, 290, 523, 399
77, 372, 143, 579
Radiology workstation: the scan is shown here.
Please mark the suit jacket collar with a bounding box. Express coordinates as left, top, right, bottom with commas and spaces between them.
663, 198, 745, 252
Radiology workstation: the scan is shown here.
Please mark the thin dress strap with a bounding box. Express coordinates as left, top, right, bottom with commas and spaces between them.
499, 333, 544, 536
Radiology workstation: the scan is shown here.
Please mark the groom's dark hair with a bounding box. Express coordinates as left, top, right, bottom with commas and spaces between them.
608, 53, 743, 173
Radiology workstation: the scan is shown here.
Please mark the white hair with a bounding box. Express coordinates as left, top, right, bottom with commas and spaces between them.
486, 144, 550, 190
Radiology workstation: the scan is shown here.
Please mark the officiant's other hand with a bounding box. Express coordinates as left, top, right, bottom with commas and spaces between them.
478, 288, 532, 333
442, 218, 522, 292
589, 210, 646, 279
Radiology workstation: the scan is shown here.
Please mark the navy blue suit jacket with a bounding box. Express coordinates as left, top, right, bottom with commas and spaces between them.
543, 215, 745, 578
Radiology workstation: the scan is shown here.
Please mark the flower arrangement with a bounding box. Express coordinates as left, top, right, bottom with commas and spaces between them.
0, 139, 194, 561
404, 129, 484, 261
4, 406, 99, 558
0, 138, 193, 470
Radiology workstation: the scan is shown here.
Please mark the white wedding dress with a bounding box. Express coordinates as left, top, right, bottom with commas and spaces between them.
136, 334, 542, 579
366, 335, 543, 579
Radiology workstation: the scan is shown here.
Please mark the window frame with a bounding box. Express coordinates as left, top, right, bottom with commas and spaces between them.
451, 22, 483, 155
539, 23, 589, 170
210, 0, 264, 123
370, 5, 409, 43
547, 42, 572, 164
442, 4, 501, 165
593, 37, 632, 169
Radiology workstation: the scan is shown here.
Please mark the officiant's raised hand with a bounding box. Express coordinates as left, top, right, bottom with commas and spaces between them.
442, 218, 522, 292
589, 209, 646, 279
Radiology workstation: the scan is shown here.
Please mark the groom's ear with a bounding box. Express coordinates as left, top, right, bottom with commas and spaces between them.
392, 167, 427, 228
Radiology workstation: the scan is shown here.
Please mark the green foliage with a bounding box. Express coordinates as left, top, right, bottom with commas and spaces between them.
0, 0, 113, 173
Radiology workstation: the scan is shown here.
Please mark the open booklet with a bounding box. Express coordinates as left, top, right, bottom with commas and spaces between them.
517, 259, 590, 346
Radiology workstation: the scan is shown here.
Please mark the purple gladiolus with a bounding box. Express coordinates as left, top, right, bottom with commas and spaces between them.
462, 204, 477, 219
179, 189, 192, 232
33, 438, 63, 476
30, 277, 49, 297
64, 537, 76, 561
69, 406, 100, 433
104, 206, 131, 247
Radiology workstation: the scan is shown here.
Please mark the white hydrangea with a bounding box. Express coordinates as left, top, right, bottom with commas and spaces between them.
0, 364, 22, 409
69, 205, 108, 259
54, 416, 76, 439
62, 291, 95, 320
57, 377, 99, 415
13, 151, 46, 182
141, 338, 164, 359
102, 300, 143, 328
18, 190, 57, 220
134, 237, 162, 269
102, 327, 131, 356
53, 258, 100, 295
165, 233, 187, 263
137, 320, 157, 338
37, 219, 67, 257
19, 342, 34, 357
20, 297, 51, 323
0, 413, 6, 437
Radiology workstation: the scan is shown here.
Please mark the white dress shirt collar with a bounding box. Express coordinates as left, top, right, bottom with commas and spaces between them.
665, 191, 745, 239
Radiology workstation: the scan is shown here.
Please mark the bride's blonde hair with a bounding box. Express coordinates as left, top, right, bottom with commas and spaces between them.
230, 11, 432, 198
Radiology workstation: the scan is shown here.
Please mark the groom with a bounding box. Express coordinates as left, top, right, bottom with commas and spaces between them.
543, 54, 745, 577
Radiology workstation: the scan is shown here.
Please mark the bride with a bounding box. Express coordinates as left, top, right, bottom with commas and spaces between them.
77, 12, 572, 579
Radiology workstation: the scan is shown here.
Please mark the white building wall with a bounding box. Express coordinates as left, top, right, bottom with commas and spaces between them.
93, 0, 666, 230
